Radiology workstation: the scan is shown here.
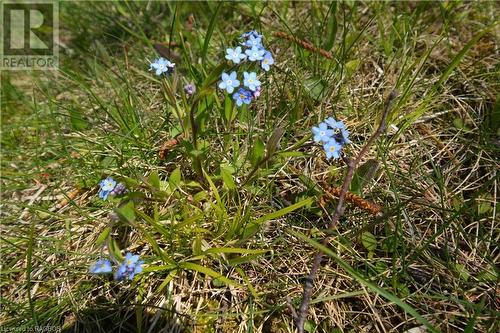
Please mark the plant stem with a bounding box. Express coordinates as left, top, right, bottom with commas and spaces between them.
294, 90, 398, 332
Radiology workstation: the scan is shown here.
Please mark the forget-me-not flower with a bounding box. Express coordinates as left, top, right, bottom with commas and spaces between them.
184, 83, 196, 96
111, 183, 127, 196
150, 57, 175, 76
241, 30, 262, 40
261, 51, 274, 71
233, 88, 253, 107
312, 122, 334, 143
325, 117, 345, 130
245, 46, 265, 61
243, 71, 261, 92
218, 71, 240, 94
225, 46, 247, 64
337, 128, 351, 145
89, 259, 113, 274
115, 252, 144, 281
323, 140, 342, 160
244, 35, 263, 49
253, 86, 261, 99
99, 177, 116, 200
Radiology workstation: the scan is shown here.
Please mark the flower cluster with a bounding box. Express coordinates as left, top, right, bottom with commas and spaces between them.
89, 252, 144, 281
218, 30, 274, 107
149, 57, 175, 76
98, 177, 127, 200
312, 117, 351, 160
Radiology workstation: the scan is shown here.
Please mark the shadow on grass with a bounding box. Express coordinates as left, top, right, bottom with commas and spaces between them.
62, 303, 188, 333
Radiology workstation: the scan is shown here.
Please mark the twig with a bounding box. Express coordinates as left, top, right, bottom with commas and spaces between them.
273, 31, 334, 60
294, 90, 398, 332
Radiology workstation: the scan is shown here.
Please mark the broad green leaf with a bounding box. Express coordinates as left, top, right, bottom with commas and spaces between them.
361, 232, 377, 252
349, 159, 379, 195
323, 1, 338, 50
115, 200, 135, 223
168, 167, 182, 189
69, 107, 88, 130
303, 77, 327, 101
345, 59, 361, 77
95, 227, 111, 246
220, 165, 236, 190
266, 127, 285, 157
250, 138, 265, 167
149, 170, 160, 190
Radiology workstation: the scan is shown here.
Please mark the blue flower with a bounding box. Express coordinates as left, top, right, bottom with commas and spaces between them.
323, 140, 342, 160
218, 71, 240, 94
241, 30, 262, 40
89, 259, 112, 274
243, 71, 261, 92
184, 83, 196, 96
244, 35, 263, 49
245, 46, 265, 61
325, 117, 345, 130
337, 128, 351, 145
225, 46, 247, 64
312, 122, 334, 143
115, 253, 144, 281
261, 51, 274, 71
99, 177, 116, 200
253, 86, 261, 99
111, 183, 127, 196
149, 57, 175, 76
232, 88, 253, 107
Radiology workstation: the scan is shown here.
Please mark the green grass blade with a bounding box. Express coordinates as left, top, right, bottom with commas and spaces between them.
202, 2, 222, 67
179, 262, 243, 289
288, 229, 440, 333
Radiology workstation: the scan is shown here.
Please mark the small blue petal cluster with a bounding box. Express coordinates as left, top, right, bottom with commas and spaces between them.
115, 253, 144, 281
98, 177, 127, 200
312, 117, 351, 160
89, 252, 143, 281
218, 30, 274, 107
149, 57, 175, 76
184, 83, 196, 96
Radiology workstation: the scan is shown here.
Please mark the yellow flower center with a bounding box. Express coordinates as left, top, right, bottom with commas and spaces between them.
329, 146, 336, 152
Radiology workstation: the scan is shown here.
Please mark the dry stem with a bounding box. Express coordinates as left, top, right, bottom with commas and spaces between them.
294, 90, 398, 332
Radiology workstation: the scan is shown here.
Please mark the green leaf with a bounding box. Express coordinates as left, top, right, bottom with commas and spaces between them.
455, 263, 470, 281
220, 165, 236, 190
345, 59, 361, 77
168, 167, 182, 189
96, 227, 111, 246
179, 262, 243, 289
361, 232, 377, 252
69, 107, 88, 130
349, 159, 379, 195
149, 170, 160, 190
201, 2, 222, 67
266, 127, 285, 157
288, 229, 440, 333
323, 1, 337, 50
115, 201, 135, 223
250, 138, 265, 167
304, 320, 316, 332
303, 77, 327, 101
242, 197, 313, 240
453, 118, 465, 129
